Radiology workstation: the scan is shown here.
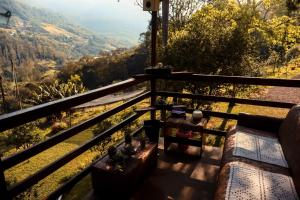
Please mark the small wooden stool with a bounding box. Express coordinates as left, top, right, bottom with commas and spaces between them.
163, 117, 208, 156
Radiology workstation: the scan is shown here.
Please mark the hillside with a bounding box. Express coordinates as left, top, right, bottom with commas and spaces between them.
0, 0, 123, 68
22, 0, 149, 46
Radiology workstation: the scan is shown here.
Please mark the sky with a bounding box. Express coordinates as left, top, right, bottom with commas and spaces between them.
23, 0, 151, 44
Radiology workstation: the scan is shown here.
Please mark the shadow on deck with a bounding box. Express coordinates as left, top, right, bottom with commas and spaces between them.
132, 140, 222, 200
87, 139, 223, 200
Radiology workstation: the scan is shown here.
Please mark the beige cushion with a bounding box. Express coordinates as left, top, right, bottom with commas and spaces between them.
214, 126, 291, 200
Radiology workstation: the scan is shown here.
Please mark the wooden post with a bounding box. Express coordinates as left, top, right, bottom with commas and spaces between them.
0, 159, 10, 200
150, 9, 158, 120
151, 11, 158, 67
150, 78, 156, 120
161, 108, 166, 139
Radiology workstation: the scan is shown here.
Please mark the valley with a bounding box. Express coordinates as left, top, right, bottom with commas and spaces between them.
0, 0, 130, 69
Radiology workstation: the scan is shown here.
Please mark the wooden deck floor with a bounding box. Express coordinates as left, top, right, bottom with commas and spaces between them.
86, 139, 223, 200
131, 140, 223, 200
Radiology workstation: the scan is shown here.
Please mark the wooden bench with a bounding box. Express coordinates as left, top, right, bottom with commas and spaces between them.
214, 105, 300, 199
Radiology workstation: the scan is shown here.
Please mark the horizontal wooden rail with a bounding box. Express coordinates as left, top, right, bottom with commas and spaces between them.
203, 128, 227, 136
2, 92, 150, 170
186, 109, 239, 120
46, 126, 144, 200
0, 78, 146, 132
156, 91, 295, 108
165, 136, 202, 147
135, 72, 300, 87
238, 113, 284, 133
136, 106, 239, 120
8, 111, 147, 197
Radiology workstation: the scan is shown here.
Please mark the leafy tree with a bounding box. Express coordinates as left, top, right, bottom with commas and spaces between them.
164, 1, 260, 75
167, 0, 204, 31
59, 48, 147, 89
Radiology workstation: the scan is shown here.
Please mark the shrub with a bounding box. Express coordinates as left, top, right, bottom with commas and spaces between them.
6, 122, 42, 150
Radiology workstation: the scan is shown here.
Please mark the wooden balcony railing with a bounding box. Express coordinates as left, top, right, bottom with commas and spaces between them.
1, 72, 300, 200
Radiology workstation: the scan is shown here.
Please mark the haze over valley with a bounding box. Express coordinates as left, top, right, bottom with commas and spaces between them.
21, 0, 150, 46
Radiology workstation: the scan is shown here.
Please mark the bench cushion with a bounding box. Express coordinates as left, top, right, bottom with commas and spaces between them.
215, 126, 292, 199
279, 105, 300, 195
221, 126, 288, 172
215, 160, 292, 200
233, 131, 288, 168
215, 162, 299, 200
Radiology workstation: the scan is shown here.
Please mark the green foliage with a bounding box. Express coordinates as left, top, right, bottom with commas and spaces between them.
168, 0, 203, 31
59, 48, 148, 89
25, 75, 86, 105
165, 1, 261, 75
286, 45, 300, 61
5, 122, 42, 150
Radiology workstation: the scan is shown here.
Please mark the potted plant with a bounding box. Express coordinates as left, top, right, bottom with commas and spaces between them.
121, 133, 136, 156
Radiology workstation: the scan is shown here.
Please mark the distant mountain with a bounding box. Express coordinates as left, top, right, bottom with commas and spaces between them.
0, 0, 126, 68
22, 0, 150, 46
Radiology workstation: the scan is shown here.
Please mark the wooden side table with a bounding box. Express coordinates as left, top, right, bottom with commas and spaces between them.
91, 142, 158, 199
163, 117, 208, 156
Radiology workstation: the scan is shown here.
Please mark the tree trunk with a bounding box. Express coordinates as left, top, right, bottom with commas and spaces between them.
0, 75, 6, 107
10, 58, 22, 109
